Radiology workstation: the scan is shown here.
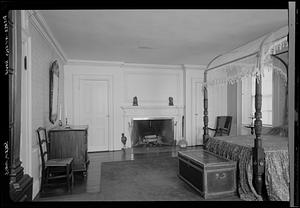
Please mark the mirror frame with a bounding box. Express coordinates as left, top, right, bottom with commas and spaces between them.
49, 60, 59, 124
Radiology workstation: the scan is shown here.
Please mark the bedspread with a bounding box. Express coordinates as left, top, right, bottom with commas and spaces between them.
204, 135, 289, 201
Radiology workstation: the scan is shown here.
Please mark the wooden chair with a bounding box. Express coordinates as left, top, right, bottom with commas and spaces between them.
37, 127, 74, 193
208, 116, 232, 137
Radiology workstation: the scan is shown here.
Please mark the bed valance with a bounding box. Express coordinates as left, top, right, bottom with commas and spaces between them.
204, 26, 288, 87
202, 24, 289, 201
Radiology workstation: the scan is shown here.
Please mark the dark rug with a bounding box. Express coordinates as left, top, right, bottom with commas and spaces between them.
99, 156, 204, 201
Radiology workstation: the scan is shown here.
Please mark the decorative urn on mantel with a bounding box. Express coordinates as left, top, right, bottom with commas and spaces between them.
121, 133, 127, 149
177, 138, 188, 148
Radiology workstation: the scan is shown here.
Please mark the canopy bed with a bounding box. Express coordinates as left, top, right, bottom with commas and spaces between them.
202, 26, 289, 201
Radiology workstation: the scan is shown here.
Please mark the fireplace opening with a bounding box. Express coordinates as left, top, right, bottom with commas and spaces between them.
131, 118, 175, 147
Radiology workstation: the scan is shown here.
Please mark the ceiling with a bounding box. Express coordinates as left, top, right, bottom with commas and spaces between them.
38, 10, 288, 66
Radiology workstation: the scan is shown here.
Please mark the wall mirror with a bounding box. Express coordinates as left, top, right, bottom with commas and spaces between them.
49, 60, 59, 124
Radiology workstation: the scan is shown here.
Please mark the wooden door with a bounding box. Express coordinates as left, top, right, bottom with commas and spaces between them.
76, 78, 110, 152
192, 79, 203, 145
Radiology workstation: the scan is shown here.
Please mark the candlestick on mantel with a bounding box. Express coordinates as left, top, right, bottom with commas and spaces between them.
65, 117, 70, 128
65, 104, 67, 119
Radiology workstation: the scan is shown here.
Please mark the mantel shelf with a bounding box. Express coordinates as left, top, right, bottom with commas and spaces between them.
121, 105, 184, 110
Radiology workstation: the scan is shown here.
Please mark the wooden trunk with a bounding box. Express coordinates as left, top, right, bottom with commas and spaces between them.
48, 125, 89, 172
178, 149, 236, 199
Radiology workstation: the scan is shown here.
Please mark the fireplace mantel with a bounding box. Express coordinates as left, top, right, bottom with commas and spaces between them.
121, 105, 184, 148
121, 105, 184, 109
121, 105, 184, 117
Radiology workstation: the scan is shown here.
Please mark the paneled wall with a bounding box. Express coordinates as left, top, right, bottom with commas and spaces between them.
64, 61, 210, 149
64, 62, 124, 151
64, 62, 186, 150
122, 64, 183, 106
184, 66, 205, 146
227, 83, 238, 136
207, 69, 228, 136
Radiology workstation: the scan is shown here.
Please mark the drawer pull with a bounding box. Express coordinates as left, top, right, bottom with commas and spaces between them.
216, 172, 226, 180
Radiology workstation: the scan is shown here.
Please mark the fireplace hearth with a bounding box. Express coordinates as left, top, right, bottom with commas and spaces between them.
131, 118, 175, 147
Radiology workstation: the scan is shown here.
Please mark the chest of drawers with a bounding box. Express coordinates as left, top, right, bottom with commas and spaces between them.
48, 125, 89, 172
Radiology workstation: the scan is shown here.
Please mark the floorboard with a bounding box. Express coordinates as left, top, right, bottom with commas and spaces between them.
35, 145, 242, 201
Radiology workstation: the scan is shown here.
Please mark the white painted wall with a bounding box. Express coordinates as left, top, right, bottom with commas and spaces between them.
28, 11, 66, 199
64, 61, 211, 149
24, 9, 227, 198
64, 61, 124, 150
184, 66, 205, 146
64, 61, 187, 150
25, 10, 207, 197
122, 64, 184, 106
207, 69, 228, 136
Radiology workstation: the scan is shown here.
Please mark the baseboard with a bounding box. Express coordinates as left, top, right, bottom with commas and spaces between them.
88, 150, 110, 154
33, 190, 40, 201
32, 179, 40, 200
186, 144, 204, 148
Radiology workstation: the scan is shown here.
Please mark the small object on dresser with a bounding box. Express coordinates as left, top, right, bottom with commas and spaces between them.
169, 97, 174, 106
121, 133, 127, 149
177, 138, 187, 148
58, 120, 63, 126
65, 117, 71, 128
133, 96, 138, 106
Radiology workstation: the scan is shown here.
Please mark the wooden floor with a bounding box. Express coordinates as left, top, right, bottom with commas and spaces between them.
35, 145, 241, 201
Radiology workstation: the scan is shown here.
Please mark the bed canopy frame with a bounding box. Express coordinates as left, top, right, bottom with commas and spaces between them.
202, 25, 288, 197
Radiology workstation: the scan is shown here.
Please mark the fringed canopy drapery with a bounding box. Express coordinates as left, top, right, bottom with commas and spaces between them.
202, 25, 289, 201
203, 26, 288, 88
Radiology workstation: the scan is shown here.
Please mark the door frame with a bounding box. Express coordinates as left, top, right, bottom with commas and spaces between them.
191, 78, 203, 146
72, 74, 114, 152
20, 10, 32, 176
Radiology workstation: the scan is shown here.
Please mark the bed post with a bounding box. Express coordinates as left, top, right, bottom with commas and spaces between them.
253, 62, 265, 197
203, 70, 209, 144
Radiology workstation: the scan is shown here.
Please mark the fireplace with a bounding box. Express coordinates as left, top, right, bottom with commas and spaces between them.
131, 118, 175, 147
121, 105, 184, 148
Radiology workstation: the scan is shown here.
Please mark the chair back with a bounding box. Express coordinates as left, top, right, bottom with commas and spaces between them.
36, 127, 49, 170
214, 116, 232, 136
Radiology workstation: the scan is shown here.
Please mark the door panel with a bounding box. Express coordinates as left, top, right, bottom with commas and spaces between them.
78, 79, 109, 152
192, 80, 204, 145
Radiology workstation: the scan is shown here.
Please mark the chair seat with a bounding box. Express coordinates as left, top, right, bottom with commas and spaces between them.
45, 158, 73, 167
37, 127, 74, 193
208, 116, 232, 137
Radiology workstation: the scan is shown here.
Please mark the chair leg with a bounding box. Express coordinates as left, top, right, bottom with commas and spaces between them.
72, 170, 74, 188
66, 165, 71, 193
45, 168, 50, 190
41, 170, 46, 193
71, 161, 74, 192
71, 171, 74, 193
69, 164, 74, 193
